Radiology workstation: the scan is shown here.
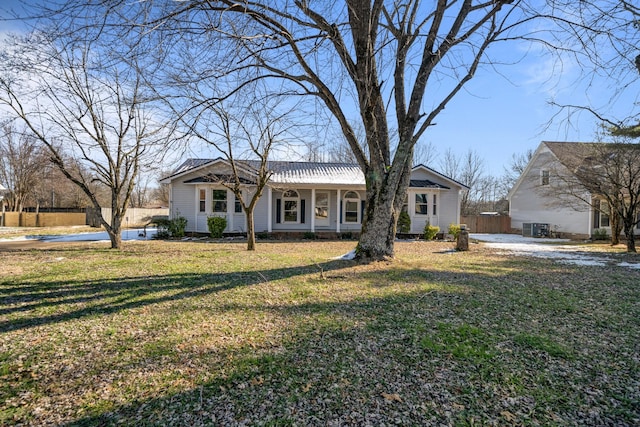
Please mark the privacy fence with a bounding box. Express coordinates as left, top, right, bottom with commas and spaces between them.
460, 215, 511, 234
1, 208, 168, 228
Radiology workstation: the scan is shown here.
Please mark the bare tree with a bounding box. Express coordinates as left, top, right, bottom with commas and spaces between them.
440, 148, 485, 215
0, 29, 171, 248
27, 1, 637, 259
539, 141, 640, 252
576, 142, 640, 252
502, 149, 534, 192
186, 98, 298, 251
0, 124, 50, 212
413, 140, 437, 168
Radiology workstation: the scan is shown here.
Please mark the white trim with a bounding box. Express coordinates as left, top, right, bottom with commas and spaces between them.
311, 188, 316, 232
282, 190, 301, 224
267, 187, 272, 232
226, 189, 234, 232
342, 191, 361, 224
336, 189, 341, 233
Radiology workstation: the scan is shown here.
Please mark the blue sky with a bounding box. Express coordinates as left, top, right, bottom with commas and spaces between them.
1, 1, 638, 176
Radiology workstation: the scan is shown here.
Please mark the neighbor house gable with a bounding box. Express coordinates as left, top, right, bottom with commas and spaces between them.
411, 164, 469, 191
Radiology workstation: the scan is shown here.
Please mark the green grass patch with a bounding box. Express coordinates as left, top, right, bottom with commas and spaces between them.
513, 333, 574, 359
1, 238, 639, 425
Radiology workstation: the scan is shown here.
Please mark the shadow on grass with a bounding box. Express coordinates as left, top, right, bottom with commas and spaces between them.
4, 252, 639, 426
57, 262, 640, 427
0, 259, 354, 333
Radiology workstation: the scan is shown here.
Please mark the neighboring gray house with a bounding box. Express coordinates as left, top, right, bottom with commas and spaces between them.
508, 141, 640, 239
161, 158, 468, 236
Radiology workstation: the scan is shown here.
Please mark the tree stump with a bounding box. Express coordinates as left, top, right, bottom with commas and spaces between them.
456, 226, 469, 251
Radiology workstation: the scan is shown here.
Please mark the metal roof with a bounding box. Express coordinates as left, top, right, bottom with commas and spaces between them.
166, 158, 465, 189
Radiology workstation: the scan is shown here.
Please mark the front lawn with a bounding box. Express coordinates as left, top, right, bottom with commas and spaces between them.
1, 239, 638, 425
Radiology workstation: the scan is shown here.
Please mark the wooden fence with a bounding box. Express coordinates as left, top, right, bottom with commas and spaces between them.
1, 212, 86, 227
461, 215, 511, 234
1, 208, 168, 228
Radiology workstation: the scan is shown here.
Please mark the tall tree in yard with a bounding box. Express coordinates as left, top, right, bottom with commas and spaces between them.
137, 0, 639, 260
184, 96, 300, 251
0, 26, 171, 249
23, 0, 636, 259
0, 124, 50, 212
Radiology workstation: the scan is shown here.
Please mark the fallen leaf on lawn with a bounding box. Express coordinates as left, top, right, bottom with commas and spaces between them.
501, 410, 516, 421
250, 376, 264, 386
381, 392, 402, 402
453, 403, 465, 410
302, 383, 312, 392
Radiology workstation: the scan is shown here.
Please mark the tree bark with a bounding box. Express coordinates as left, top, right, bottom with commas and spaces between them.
246, 210, 256, 251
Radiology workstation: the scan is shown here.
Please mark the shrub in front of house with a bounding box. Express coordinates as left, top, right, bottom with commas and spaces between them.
592, 228, 608, 241
207, 216, 227, 238
448, 223, 461, 240
423, 222, 440, 240
154, 215, 188, 239
397, 211, 411, 234
168, 215, 188, 238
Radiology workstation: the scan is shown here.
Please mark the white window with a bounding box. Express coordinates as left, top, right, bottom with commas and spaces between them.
343, 191, 360, 223
415, 194, 428, 215
199, 189, 206, 213
212, 189, 227, 213
283, 190, 299, 223
600, 200, 610, 227
541, 170, 550, 186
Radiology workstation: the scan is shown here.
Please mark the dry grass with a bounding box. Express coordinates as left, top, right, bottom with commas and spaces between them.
1, 238, 639, 426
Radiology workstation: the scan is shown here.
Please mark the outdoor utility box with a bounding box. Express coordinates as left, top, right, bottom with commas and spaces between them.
522, 223, 549, 238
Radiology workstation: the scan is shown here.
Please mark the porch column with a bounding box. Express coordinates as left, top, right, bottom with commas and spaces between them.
336, 189, 341, 233
194, 186, 199, 233
267, 186, 273, 232
226, 189, 234, 232
311, 188, 316, 232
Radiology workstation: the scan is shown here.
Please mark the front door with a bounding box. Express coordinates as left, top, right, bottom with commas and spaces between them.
315, 192, 329, 227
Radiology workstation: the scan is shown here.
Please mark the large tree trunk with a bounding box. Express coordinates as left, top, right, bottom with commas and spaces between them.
357, 191, 398, 260
356, 157, 412, 261
623, 221, 637, 253
246, 209, 256, 251
610, 209, 621, 245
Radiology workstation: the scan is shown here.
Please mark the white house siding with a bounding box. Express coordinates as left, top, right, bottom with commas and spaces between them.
509, 149, 591, 237
165, 160, 466, 236
169, 178, 199, 232
439, 189, 462, 229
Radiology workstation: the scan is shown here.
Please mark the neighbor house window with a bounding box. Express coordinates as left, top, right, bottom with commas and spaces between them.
283, 190, 299, 223
541, 170, 550, 186
415, 194, 428, 215
199, 189, 206, 213
343, 191, 360, 223
433, 194, 437, 215
600, 200, 610, 227
212, 189, 227, 213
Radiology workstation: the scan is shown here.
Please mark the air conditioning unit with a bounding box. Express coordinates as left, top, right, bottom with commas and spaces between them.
522, 223, 549, 238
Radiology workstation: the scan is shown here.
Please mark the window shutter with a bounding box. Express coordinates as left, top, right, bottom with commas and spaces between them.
276, 199, 281, 224
340, 203, 343, 224
301, 199, 306, 224
361, 201, 365, 221
593, 204, 600, 229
